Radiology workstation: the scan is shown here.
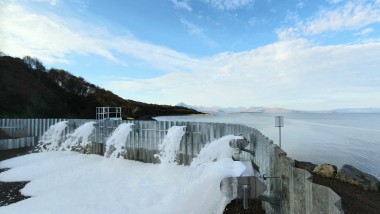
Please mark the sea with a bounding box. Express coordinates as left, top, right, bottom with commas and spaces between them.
156, 113, 380, 179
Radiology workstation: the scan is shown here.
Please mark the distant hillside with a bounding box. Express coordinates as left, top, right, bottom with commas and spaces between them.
331, 108, 380, 113
244, 107, 304, 113
176, 102, 244, 113
176, 102, 304, 113
177, 102, 380, 114
0, 55, 201, 119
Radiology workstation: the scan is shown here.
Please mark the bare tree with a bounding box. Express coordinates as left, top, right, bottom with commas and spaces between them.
22, 56, 46, 71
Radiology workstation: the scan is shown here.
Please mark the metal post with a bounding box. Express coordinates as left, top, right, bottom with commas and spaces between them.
242, 184, 250, 209
279, 126, 281, 148
275, 116, 284, 148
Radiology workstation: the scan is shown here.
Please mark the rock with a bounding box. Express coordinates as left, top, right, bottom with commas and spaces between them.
312, 164, 337, 178
336, 164, 380, 192
295, 160, 317, 173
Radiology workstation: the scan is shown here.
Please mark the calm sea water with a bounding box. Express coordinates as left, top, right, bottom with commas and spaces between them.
156, 113, 380, 178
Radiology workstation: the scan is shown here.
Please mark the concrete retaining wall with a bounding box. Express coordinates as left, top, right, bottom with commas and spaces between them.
0, 118, 343, 214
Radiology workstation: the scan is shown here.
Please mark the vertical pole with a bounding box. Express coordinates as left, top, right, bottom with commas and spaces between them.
242, 184, 250, 210
275, 116, 284, 149
279, 126, 282, 148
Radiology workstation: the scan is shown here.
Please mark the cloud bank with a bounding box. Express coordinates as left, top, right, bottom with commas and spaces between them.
1, 0, 380, 110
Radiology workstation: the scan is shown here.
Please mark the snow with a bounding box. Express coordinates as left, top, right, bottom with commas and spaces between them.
0, 133, 246, 214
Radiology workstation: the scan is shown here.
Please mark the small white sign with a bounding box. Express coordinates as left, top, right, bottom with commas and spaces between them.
275, 116, 284, 127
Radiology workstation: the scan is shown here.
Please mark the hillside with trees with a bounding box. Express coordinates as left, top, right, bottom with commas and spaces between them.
0, 54, 201, 119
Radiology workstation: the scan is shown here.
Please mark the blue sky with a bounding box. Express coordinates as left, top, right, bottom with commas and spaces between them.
1, 0, 380, 110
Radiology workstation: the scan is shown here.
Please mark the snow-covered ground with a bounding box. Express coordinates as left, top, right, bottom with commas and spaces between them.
0, 135, 245, 214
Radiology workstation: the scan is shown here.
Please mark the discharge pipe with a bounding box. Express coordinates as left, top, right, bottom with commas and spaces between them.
242, 184, 250, 209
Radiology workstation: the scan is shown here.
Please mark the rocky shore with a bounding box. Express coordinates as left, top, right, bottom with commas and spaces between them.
295, 160, 380, 192
295, 160, 380, 214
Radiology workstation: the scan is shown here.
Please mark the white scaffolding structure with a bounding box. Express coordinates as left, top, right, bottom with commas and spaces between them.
96, 107, 122, 121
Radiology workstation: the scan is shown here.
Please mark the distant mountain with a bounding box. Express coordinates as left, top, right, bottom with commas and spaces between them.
0, 55, 201, 119
177, 103, 379, 114
331, 108, 380, 113
244, 107, 304, 113
176, 102, 246, 113
176, 103, 302, 114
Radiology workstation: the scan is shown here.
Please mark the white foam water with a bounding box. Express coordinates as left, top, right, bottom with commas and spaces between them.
105, 123, 134, 159
0, 132, 247, 214
59, 121, 96, 153
155, 126, 186, 164
154, 130, 246, 213
191, 135, 240, 168
36, 121, 68, 152
173, 135, 246, 214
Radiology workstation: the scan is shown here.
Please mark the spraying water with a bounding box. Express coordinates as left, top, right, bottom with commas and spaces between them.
1, 130, 247, 213
36, 121, 68, 152
174, 135, 246, 214
105, 123, 134, 159
190, 135, 240, 168
59, 121, 96, 153
155, 126, 186, 164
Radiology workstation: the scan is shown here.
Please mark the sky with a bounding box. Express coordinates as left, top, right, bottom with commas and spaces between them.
1, 0, 380, 110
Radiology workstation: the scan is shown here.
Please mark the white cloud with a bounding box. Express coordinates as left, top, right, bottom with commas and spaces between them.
181, 19, 204, 36
296, 0, 304, 9
284, 10, 300, 23
0, 3, 196, 70
202, 0, 253, 11
304, 1, 380, 35
248, 17, 270, 26
171, 0, 192, 12
2, 1, 380, 110
32, 0, 60, 6
276, 1, 380, 40
354, 27, 374, 36
106, 39, 380, 109
276, 27, 300, 41
180, 19, 218, 48
326, 0, 343, 4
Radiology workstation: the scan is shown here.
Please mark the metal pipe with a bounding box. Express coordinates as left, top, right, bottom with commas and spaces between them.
279, 126, 281, 148
240, 148, 255, 156
242, 184, 250, 209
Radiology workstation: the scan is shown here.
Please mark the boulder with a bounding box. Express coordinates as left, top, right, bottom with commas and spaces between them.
336, 164, 380, 192
312, 164, 337, 178
295, 160, 317, 173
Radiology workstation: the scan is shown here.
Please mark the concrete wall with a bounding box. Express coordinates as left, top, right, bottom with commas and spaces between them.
0, 118, 343, 214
